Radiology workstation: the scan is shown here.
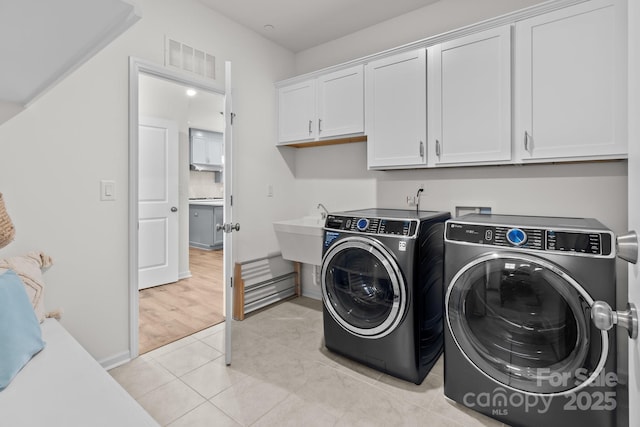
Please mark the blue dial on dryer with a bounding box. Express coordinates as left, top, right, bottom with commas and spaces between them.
506, 228, 527, 246
356, 218, 369, 231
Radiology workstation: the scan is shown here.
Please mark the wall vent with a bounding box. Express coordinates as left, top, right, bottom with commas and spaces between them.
165, 37, 215, 80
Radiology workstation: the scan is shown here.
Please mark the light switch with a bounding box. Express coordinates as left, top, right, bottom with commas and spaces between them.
101, 180, 116, 201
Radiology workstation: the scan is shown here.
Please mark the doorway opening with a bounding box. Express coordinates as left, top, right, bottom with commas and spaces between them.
136, 73, 225, 354
128, 58, 229, 359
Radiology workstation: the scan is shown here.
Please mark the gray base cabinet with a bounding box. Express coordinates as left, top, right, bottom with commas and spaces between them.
189, 204, 223, 250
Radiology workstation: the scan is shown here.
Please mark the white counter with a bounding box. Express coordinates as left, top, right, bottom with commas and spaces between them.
189, 199, 223, 207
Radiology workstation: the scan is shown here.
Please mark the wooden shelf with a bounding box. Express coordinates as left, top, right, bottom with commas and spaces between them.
279, 134, 367, 148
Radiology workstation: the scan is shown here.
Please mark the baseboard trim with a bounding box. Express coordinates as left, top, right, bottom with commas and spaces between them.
100, 350, 132, 370
179, 270, 192, 280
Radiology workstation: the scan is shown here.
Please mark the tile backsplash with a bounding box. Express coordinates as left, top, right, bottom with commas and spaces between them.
189, 171, 223, 198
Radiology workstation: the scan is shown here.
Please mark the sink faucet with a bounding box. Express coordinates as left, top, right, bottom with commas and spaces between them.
317, 203, 329, 219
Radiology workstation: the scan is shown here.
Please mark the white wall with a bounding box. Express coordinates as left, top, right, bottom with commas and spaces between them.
375, 162, 628, 234
0, 0, 295, 364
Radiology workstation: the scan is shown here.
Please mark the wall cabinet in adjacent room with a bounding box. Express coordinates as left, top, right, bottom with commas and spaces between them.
190, 128, 223, 171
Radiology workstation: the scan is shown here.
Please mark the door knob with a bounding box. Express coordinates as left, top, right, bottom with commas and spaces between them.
216, 223, 240, 232
617, 230, 638, 264
171, 206, 178, 212
592, 301, 638, 339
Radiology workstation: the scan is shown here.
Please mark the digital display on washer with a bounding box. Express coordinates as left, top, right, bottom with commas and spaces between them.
446, 223, 488, 243
547, 231, 601, 254
379, 219, 413, 236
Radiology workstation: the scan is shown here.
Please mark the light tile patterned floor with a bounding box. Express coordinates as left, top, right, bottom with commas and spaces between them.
110, 297, 506, 426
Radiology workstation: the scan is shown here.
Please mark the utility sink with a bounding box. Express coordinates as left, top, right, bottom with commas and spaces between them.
273, 216, 324, 265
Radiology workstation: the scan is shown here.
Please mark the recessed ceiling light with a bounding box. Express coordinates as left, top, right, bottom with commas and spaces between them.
264, 24, 274, 31
186, 88, 197, 97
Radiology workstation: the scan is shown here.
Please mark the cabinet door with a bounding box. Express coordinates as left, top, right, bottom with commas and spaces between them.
190, 131, 209, 164
317, 65, 364, 139
366, 49, 427, 169
430, 26, 512, 165
190, 129, 223, 167
189, 205, 214, 248
515, 0, 627, 162
207, 131, 224, 166
277, 79, 316, 143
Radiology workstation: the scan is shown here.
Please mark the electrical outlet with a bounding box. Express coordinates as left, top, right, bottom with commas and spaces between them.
407, 196, 416, 205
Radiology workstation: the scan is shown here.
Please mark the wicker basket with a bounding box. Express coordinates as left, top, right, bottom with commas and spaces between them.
0, 192, 15, 249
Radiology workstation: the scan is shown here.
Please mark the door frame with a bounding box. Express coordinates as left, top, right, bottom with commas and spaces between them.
128, 57, 226, 358
627, 0, 639, 425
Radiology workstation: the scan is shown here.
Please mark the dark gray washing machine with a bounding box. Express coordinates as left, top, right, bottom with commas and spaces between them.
321, 208, 450, 384
444, 213, 618, 427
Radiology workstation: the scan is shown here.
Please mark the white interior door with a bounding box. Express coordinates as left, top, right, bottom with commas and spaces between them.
223, 62, 234, 365
627, 1, 639, 425
138, 116, 179, 290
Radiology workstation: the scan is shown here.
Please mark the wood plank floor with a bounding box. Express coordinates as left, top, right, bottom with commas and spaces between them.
138, 247, 224, 354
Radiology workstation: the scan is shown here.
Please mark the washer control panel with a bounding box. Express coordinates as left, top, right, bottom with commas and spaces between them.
446, 221, 612, 256
506, 228, 527, 246
325, 215, 418, 237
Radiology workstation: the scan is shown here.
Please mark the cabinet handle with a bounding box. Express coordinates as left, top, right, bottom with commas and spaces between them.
435, 140, 441, 157
524, 131, 531, 152
318, 119, 322, 134
419, 141, 424, 158
308, 120, 312, 135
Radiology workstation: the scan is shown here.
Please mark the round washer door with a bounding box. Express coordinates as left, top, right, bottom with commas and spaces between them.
446, 252, 609, 396
322, 236, 406, 338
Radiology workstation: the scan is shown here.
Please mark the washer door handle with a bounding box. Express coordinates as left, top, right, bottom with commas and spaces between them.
592, 301, 638, 339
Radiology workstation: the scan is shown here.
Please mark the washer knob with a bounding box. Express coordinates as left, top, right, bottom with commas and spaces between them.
356, 218, 369, 232
506, 228, 527, 246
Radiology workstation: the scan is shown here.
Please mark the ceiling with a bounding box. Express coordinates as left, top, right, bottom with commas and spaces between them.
198, 0, 440, 52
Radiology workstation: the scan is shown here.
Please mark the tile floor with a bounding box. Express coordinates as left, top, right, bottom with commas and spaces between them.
110, 297, 506, 426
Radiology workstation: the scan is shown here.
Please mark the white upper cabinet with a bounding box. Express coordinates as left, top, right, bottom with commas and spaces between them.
429, 25, 512, 166
514, 0, 627, 162
278, 79, 317, 143
275, 0, 628, 166
365, 49, 427, 169
317, 66, 364, 139
277, 65, 364, 144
